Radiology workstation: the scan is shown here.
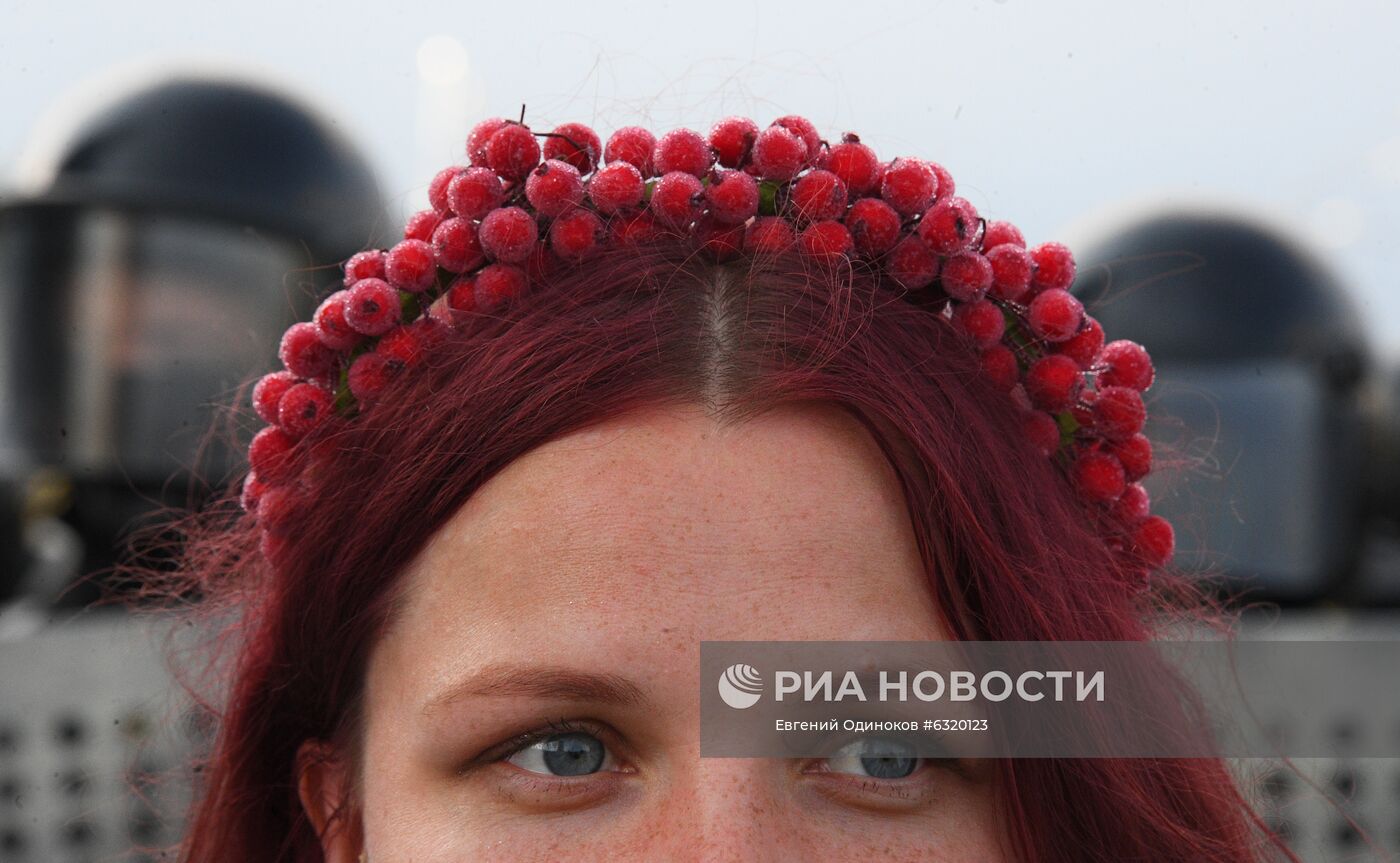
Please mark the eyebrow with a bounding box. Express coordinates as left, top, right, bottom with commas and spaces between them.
423, 664, 650, 714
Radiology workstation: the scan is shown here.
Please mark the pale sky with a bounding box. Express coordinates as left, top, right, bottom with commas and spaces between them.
6, 0, 1399, 354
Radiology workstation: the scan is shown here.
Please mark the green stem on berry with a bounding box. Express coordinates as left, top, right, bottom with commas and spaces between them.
1055, 409, 1079, 448
398, 290, 422, 322
758, 181, 780, 216
643, 179, 656, 204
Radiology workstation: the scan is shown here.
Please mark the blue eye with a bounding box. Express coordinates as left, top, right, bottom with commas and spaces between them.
826, 736, 920, 780
506, 731, 612, 777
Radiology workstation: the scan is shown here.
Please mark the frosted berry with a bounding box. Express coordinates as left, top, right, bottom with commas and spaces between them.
1055, 316, 1104, 368
1112, 433, 1152, 482
704, 169, 760, 225
695, 215, 746, 262
605, 126, 657, 176
789, 169, 848, 223
313, 290, 360, 351
479, 206, 539, 263
466, 117, 510, 165
1024, 353, 1084, 411
981, 220, 1025, 250
1071, 388, 1098, 432
446, 167, 506, 220
952, 298, 1005, 349
1099, 340, 1155, 391
751, 125, 807, 182
347, 352, 391, 405
940, 251, 993, 302
744, 216, 796, 254
1029, 241, 1077, 293
485, 122, 541, 182
772, 115, 821, 164
980, 344, 1020, 392
444, 274, 477, 314
927, 161, 955, 201
1093, 385, 1147, 441
1132, 515, 1175, 568
845, 197, 902, 256
822, 134, 880, 195
431, 217, 485, 274
277, 382, 334, 439
384, 239, 437, 293
653, 128, 714, 178
343, 249, 385, 287
428, 166, 459, 213
473, 263, 528, 311
279, 322, 338, 381
886, 235, 941, 290
709, 116, 759, 168
1027, 288, 1085, 342
404, 209, 442, 243
253, 370, 297, 425
1074, 450, 1126, 502
524, 159, 584, 217
248, 425, 297, 483
1113, 483, 1151, 526
543, 122, 601, 174
881, 157, 938, 216
376, 324, 424, 369
1020, 410, 1062, 457
345, 278, 401, 336
985, 243, 1034, 302
587, 161, 645, 214
918, 196, 980, 255
240, 471, 266, 514
649, 171, 705, 228
610, 211, 663, 246
798, 220, 854, 263
549, 207, 605, 260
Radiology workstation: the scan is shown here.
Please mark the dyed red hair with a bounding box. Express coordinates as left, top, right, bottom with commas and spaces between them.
143, 239, 1295, 861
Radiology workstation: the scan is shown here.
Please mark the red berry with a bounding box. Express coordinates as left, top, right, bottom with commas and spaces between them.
1112, 433, 1153, 482
1093, 385, 1147, 441
881, 157, 938, 216
542, 122, 601, 174
604, 126, 657, 176
347, 352, 391, 404
940, 251, 993, 302
917, 195, 980, 255
1024, 354, 1084, 411
985, 243, 1034, 302
1099, 340, 1155, 391
822, 134, 880, 195
649, 171, 705, 228
709, 116, 759, 168
1027, 288, 1085, 342
653, 128, 714, 178
403, 209, 441, 243
479, 206, 539, 263
445, 274, 477, 314
1071, 388, 1098, 432
1030, 241, 1077, 293
549, 207, 605, 260
1113, 483, 1151, 526
610, 211, 663, 245
704, 169, 760, 225
980, 344, 1020, 392
376, 325, 424, 369
277, 382, 334, 439
252, 371, 297, 425
845, 197, 902, 256
313, 290, 360, 351
1074, 450, 1126, 502
1020, 410, 1062, 457
789, 169, 848, 223
751, 125, 807, 182
772, 115, 821, 164
428, 166, 459, 213
587, 162, 645, 214
952, 298, 1005, 348
466, 117, 510, 165
981, 220, 1025, 251
240, 471, 266, 514
485, 122, 541, 182
744, 216, 796, 254
927, 161, 955, 201
524, 159, 584, 217
1055, 316, 1104, 368
474, 263, 528, 311
1132, 515, 1175, 568
798, 220, 853, 262
431, 217, 485, 274
345, 278, 401, 336
885, 235, 941, 290
695, 215, 746, 262
446, 167, 506, 220
279, 322, 338, 381
248, 425, 297, 483
343, 249, 385, 287
384, 239, 437, 293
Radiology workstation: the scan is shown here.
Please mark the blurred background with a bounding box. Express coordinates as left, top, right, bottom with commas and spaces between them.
1, 0, 1397, 860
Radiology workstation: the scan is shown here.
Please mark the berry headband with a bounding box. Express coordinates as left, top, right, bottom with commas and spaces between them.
240, 110, 1174, 580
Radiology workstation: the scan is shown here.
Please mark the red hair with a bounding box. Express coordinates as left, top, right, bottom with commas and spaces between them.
144, 239, 1294, 861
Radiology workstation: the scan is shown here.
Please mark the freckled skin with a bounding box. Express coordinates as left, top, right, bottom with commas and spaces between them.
300, 402, 1010, 862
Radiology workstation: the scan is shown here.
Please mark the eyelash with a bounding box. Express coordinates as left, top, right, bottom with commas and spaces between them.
465, 717, 616, 773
